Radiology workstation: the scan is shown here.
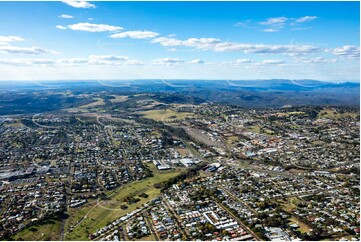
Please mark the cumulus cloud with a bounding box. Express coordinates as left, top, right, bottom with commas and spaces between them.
56, 25, 67, 30
189, 59, 204, 64
59, 14, 73, 19
329, 45, 360, 59
151, 37, 183, 46
67, 23, 123, 32
152, 36, 322, 55
110, 30, 159, 39
0, 36, 24, 45
61, 0, 95, 9
0, 36, 24, 43
0, 46, 58, 55
88, 55, 129, 65
151, 57, 184, 66
295, 16, 318, 23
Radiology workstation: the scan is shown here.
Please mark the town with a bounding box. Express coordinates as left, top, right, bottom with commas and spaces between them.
0, 92, 359, 241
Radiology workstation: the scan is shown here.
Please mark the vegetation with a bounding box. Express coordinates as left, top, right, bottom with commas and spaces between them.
65, 163, 183, 240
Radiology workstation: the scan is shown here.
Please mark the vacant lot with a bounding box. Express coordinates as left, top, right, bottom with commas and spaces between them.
289, 217, 311, 233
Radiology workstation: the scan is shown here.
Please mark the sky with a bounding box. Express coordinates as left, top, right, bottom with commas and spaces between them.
0, 0, 359, 81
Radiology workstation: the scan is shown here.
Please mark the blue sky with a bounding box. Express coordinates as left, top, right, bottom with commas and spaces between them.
0, 0, 359, 81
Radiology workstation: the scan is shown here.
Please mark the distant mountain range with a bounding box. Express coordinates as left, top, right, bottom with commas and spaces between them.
0, 79, 359, 109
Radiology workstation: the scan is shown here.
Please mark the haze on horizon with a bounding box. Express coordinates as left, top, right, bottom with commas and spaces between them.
0, 1, 359, 81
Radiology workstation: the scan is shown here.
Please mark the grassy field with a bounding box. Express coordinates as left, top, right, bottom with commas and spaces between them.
177, 148, 190, 157
226, 136, 239, 145
109, 95, 128, 103
278, 198, 297, 212
289, 217, 311, 233
12, 219, 62, 241
139, 109, 195, 122
3, 121, 25, 127
65, 163, 183, 240
245, 125, 261, 133
66, 98, 105, 113
318, 108, 359, 120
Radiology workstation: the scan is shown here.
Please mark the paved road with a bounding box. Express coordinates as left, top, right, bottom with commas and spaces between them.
144, 212, 160, 241
161, 195, 188, 240
215, 200, 261, 241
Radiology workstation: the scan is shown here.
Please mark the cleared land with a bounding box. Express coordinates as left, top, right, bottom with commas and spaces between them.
177, 148, 190, 157
65, 163, 184, 240
139, 109, 195, 122
288, 217, 311, 233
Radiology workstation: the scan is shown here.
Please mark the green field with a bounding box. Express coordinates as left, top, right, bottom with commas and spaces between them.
65, 98, 106, 113
245, 125, 261, 133
109, 95, 128, 103
317, 108, 359, 120
65, 163, 183, 240
11, 219, 62, 241
139, 109, 195, 122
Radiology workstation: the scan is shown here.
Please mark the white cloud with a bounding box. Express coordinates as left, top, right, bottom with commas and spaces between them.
0, 45, 58, 55
236, 59, 254, 63
189, 59, 204, 64
151, 37, 183, 47
61, 0, 95, 9
0, 55, 143, 67
260, 59, 285, 65
0, 36, 24, 43
59, 14, 73, 19
58, 58, 88, 65
295, 16, 318, 23
67, 22, 122, 32
110, 30, 159, 39
152, 36, 322, 54
0, 58, 56, 66
125, 60, 144, 66
329, 45, 360, 59
262, 28, 280, 33
88, 55, 130, 65
291, 27, 312, 31
257, 16, 317, 32
0, 36, 24, 45
259, 17, 288, 26
56, 25, 67, 30
295, 57, 338, 64
151, 57, 184, 66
